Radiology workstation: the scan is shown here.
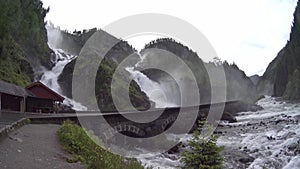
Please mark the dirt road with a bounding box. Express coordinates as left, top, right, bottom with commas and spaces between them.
0, 124, 84, 169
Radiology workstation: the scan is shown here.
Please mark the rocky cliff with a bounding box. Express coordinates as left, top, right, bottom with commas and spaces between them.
258, 1, 300, 100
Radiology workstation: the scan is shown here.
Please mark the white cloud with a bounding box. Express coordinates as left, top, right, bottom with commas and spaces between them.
42, 0, 297, 76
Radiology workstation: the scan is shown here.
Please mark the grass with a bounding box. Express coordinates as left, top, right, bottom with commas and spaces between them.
57, 120, 147, 169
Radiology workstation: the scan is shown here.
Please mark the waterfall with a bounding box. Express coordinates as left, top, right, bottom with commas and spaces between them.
40, 45, 74, 94
40, 44, 87, 111
126, 53, 179, 108
126, 67, 177, 108
40, 26, 87, 111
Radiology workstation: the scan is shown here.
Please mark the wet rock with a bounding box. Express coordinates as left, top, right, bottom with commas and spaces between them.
167, 142, 182, 154
239, 156, 255, 164
213, 131, 223, 135
222, 148, 255, 167
275, 120, 283, 124
221, 112, 237, 123
224, 102, 263, 115
267, 136, 275, 140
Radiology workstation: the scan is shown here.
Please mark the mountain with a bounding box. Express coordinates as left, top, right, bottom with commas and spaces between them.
0, 0, 52, 86
139, 38, 259, 104
56, 28, 151, 111
258, 1, 300, 100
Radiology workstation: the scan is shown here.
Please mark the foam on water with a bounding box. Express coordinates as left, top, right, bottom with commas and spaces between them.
40, 43, 87, 111
218, 96, 300, 169
138, 96, 300, 169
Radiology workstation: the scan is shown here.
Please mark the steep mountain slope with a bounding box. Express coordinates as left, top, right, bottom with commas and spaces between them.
139, 38, 259, 104
258, 1, 300, 100
0, 0, 51, 86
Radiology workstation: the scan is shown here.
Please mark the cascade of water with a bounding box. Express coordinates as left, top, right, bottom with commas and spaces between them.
126, 67, 177, 108
40, 45, 73, 94
40, 25, 87, 111
40, 44, 87, 111
126, 53, 179, 108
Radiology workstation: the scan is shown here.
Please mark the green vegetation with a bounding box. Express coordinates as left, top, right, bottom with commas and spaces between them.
95, 59, 151, 111
0, 0, 50, 86
181, 122, 224, 169
0, 36, 32, 86
57, 121, 146, 169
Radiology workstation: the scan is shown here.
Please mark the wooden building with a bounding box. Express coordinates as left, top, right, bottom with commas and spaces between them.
0, 81, 64, 113
0, 81, 34, 112
26, 82, 64, 113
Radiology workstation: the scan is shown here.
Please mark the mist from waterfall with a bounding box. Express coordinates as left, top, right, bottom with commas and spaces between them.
40, 25, 87, 111
126, 67, 178, 108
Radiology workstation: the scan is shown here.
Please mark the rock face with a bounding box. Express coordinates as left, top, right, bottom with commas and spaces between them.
0, 0, 52, 86
258, 1, 300, 100
250, 75, 260, 86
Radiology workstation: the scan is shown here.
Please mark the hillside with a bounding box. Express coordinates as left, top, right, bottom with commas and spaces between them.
0, 0, 51, 86
258, 1, 300, 100
140, 38, 259, 104
57, 29, 151, 111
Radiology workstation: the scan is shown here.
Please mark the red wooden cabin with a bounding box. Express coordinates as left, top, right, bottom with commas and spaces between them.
26, 82, 64, 113
0, 80, 64, 113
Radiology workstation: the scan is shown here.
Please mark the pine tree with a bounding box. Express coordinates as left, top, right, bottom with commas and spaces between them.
181, 124, 224, 169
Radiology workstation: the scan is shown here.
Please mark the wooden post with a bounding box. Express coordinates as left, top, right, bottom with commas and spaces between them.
20, 97, 25, 112
0, 93, 2, 113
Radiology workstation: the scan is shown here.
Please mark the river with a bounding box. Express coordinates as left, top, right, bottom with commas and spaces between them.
137, 96, 300, 169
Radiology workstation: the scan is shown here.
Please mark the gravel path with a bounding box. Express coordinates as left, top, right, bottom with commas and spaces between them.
0, 124, 85, 169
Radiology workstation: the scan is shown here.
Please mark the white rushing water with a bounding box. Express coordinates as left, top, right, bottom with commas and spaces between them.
218, 96, 300, 169
38, 25, 87, 111
41, 44, 87, 110
126, 67, 177, 108
40, 44, 87, 110
40, 44, 74, 95
137, 96, 300, 169
126, 52, 179, 108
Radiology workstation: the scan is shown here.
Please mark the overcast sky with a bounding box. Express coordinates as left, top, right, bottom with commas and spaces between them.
42, 0, 297, 76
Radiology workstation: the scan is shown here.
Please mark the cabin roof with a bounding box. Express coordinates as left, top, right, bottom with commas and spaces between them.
0, 80, 34, 97
26, 81, 64, 102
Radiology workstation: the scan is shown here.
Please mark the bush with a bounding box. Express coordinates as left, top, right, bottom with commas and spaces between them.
57, 120, 146, 169
181, 123, 224, 169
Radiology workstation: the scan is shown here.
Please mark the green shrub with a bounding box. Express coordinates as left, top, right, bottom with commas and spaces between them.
181, 123, 224, 169
57, 120, 146, 169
